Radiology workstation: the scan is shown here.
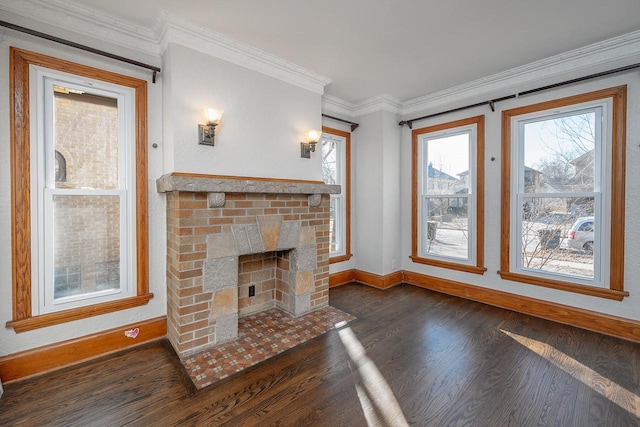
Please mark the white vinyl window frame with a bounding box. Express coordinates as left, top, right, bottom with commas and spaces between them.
418, 127, 476, 263
32, 68, 137, 314
411, 115, 486, 275
510, 103, 607, 288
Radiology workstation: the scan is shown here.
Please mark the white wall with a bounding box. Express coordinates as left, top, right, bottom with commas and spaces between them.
400, 71, 640, 321
327, 108, 403, 277
381, 110, 402, 274
352, 112, 385, 274
348, 109, 402, 276
0, 25, 166, 356
162, 43, 323, 181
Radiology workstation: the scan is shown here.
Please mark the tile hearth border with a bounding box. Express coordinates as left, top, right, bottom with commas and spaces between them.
180, 306, 356, 390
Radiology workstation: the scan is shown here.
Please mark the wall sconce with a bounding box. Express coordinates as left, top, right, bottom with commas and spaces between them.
199, 108, 224, 146
300, 129, 322, 158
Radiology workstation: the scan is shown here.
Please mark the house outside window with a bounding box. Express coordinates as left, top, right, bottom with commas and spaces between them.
500, 86, 627, 300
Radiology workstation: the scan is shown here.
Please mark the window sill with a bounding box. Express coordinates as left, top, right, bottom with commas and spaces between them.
329, 253, 353, 264
498, 271, 627, 301
410, 256, 487, 275
6, 293, 154, 333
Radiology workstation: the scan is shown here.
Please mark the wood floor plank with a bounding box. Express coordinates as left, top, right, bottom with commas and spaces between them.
1, 283, 640, 426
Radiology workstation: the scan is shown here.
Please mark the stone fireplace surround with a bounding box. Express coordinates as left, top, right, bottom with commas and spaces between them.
157, 174, 340, 357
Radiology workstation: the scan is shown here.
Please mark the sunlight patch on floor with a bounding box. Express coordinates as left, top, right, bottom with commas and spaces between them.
501, 329, 640, 417
338, 326, 409, 427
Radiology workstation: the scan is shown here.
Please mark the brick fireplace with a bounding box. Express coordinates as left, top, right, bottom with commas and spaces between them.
157, 174, 340, 357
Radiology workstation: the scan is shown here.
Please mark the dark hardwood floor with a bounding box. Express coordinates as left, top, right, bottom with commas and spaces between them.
2, 283, 640, 426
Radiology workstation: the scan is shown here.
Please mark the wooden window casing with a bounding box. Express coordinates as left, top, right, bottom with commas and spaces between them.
8, 47, 152, 332
411, 115, 486, 274
322, 126, 352, 264
499, 86, 627, 300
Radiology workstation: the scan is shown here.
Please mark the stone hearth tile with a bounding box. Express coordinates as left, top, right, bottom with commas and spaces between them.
257, 216, 283, 252
293, 270, 314, 295
231, 224, 265, 255
276, 221, 300, 250
179, 306, 356, 390
211, 287, 238, 318
207, 233, 238, 259
203, 257, 238, 291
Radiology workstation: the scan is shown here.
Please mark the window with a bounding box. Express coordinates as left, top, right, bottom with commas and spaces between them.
500, 86, 627, 300
411, 116, 486, 274
9, 48, 151, 332
321, 127, 351, 263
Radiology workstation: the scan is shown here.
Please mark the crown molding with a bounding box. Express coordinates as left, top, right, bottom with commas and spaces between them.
322, 94, 402, 118
322, 95, 358, 118
157, 14, 332, 95
0, 0, 160, 56
1, 1, 331, 95
323, 29, 640, 120
355, 94, 402, 116
4, 1, 639, 114
401, 29, 640, 117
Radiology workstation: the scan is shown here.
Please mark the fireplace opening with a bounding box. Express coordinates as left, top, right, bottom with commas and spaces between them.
238, 251, 292, 317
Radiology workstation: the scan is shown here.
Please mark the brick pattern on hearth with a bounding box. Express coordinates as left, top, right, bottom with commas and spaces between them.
166, 192, 330, 356
181, 306, 355, 389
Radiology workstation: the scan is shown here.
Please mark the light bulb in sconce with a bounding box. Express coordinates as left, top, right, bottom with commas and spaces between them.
199, 108, 224, 146
306, 129, 321, 144
300, 129, 322, 158
204, 108, 224, 125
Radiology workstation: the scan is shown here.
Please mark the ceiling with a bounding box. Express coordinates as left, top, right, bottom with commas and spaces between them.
64, 0, 640, 103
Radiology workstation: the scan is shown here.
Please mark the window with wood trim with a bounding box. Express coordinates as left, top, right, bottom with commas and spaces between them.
411, 116, 486, 274
8, 47, 152, 332
500, 86, 627, 300
321, 126, 352, 263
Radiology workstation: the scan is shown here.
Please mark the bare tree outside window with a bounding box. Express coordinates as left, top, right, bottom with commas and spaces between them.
519, 111, 597, 279
322, 140, 337, 185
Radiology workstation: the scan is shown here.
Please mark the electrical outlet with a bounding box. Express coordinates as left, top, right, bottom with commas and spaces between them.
249, 285, 255, 297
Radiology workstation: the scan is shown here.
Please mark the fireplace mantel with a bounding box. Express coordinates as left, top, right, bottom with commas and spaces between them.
157, 172, 337, 357
156, 173, 340, 195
